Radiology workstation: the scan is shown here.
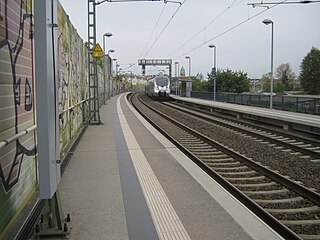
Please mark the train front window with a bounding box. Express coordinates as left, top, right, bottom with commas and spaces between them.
156, 78, 168, 87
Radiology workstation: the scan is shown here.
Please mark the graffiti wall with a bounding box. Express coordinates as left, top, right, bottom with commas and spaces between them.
57, 3, 90, 155
0, 0, 37, 236
0, 1, 99, 236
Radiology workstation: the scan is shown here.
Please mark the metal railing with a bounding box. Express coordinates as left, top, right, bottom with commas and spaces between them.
190, 91, 320, 115
0, 125, 37, 150
0, 98, 92, 151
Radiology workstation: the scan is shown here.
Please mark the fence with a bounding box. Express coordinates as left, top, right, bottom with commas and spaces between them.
190, 91, 320, 115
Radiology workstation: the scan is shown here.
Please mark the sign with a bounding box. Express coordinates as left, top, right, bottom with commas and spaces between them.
211, 67, 216, 76
92, 43, 104, 58
138, 59, 172, 66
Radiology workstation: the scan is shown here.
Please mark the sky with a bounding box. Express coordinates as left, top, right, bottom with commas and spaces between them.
59, 0, 320, 79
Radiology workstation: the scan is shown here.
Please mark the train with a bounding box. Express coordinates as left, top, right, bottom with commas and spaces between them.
145, 73, 170, 99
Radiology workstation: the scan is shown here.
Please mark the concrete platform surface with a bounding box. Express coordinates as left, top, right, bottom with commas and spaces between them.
58, 93, 284, 240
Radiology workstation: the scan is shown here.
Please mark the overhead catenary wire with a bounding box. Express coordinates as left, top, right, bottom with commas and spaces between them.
248, 0, 320, 6
167, 0, 246, 58
144, 0, 187, 57
140, 3, 167, 57
173, 0, 288, 61
122, 63, 136, 70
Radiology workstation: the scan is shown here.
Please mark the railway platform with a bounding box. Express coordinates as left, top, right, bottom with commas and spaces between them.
170, 95, 320, 135
56, 93, 284, 240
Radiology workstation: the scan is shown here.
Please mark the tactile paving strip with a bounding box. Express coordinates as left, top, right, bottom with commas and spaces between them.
117, 97, 191, 240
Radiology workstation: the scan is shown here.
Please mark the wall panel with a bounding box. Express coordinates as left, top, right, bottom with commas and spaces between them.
0, 0, 101, 236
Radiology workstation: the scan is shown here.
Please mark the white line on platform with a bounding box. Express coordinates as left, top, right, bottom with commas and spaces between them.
125, 93, 284, 240
118, 95, 191, 240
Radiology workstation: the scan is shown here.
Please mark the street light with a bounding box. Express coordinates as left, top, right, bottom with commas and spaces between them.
102, 32, 112, 104
103, 32, 112, 53
185, 56, 191, 77
262, 19, 274, 109
116, 64, 120, 75
116, 63, 120, 94
112, 58, 117, 97
175, 61, 179, 95
106, 49, 115, 99
108, 49, 115, 55
209, 44, 217, 101
112, 58, 117, 75
130, 71, 133, 92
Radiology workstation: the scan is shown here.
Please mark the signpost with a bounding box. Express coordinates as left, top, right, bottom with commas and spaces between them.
211, 67, 216, 76
92, 43, 104, 58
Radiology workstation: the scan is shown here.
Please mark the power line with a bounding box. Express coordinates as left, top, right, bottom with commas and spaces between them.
144, 0, 187, 57
173, 0, 288, 61
140, 4, 167, 57
167, 0, 246, 58
248, 0, 320, 7
122, 64, 136, 70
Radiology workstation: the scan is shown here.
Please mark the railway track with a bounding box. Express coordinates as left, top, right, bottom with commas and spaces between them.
163, 101, 320, 163
130, 93, 320, 240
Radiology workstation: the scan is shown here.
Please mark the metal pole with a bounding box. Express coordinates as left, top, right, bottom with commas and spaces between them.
176, 62, 179, 96
131, 71, 133, 92
263, 19, 274, 109
214, 46, 216, 101
34, 0, 71, 236
209, 44, 217, 101
115, 62, 118, 95
175, 62, 178, 95
270, 22, 274, 109
103, 35, 107, 104
108, 58, 111, 99
34, 0, 60, 200
112, 59, 116, 97
188, 58, 191, 77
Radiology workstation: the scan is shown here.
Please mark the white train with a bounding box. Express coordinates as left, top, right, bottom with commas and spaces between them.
145, 73, 170, 99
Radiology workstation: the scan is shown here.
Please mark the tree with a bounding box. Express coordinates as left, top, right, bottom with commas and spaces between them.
275, 63, 296, 91
192, 78, 204, 91
300, 47, 320, 95
209, 69, 250, 93
261, 73, 271, 92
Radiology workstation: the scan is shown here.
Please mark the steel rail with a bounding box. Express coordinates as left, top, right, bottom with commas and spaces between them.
130, 93, 311, 239
169, 101, 320, 145
140, 97, 320, 206
164, 102, 320, 159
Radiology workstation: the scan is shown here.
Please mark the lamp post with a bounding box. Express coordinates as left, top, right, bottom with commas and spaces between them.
175, 61, 179, 95
102, 32, 112, 104
185, 56, 191, 77
116, 63, 120, 94
262, 19, 274, 109
112, 58, 117, 97
130, 71, 133, 92
103, 32, 112, 54
107, 49, 115, 100
209, 44, 217, 101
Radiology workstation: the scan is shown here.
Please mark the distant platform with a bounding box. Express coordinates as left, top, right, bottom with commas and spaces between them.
171, 95, 320, 135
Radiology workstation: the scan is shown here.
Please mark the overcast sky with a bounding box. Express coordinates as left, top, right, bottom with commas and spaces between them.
59, 0, 320, 79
